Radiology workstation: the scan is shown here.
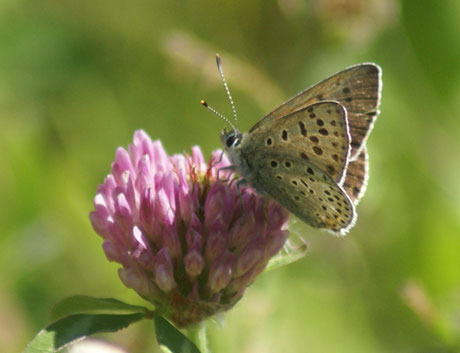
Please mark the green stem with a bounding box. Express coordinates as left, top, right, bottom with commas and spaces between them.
186, 321, 209, 353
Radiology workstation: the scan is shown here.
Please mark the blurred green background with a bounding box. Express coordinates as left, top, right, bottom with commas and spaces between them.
1, 0, 460, 352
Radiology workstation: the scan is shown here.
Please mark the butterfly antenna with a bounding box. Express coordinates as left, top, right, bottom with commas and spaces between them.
216, 54, 238, 127
200, 100, 237, 132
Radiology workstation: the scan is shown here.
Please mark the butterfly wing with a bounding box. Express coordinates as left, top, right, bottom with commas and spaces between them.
342, 148, 369, 205
250, 63, 382, 159
245, 101, 351, 185
245, 147, 356, 235
240, 102, 356, 234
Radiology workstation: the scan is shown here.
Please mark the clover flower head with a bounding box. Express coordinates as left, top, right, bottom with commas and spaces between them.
90, 130, 290, 327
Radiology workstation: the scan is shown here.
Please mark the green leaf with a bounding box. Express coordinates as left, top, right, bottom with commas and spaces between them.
154, 314, 201, 353
50, 295, 149, 320
24, 313, 145, 353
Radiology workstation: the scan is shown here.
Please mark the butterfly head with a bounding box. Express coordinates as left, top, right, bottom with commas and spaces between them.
221, 128, 242, 151
220, 127, 247, 178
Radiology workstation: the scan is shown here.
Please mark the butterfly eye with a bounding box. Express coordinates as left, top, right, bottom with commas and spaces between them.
226, 135, 236, 148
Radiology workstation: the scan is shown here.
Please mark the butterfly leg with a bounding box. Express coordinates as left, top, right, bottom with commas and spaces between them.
217, 165, 236, 182
227, 175, 239, 187
209, 150, 225, 170
217, 150, 225, 163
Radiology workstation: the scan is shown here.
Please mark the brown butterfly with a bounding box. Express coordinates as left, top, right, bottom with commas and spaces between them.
204, 55, 382, 235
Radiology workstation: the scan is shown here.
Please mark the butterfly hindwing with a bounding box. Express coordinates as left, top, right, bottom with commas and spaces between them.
246, 148, 356, 234
342, 148, 369, 205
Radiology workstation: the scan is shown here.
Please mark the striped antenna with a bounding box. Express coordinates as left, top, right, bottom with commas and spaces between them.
216, 54, 238, 127
200, 100, 237, 132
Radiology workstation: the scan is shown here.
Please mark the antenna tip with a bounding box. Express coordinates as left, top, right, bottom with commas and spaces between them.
200, 100, 208, 107
216, 54, 222, 67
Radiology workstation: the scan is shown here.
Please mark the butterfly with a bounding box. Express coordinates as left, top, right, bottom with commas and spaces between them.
202, 55, 382, 235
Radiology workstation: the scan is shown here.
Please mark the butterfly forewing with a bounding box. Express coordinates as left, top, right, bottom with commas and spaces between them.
250, 64, 381, 159
246, 150, 356, 234
342, 148, 369, 205
246, 101, 351, 184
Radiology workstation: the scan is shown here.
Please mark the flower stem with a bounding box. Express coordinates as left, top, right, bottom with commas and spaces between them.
186, 321, 209, 353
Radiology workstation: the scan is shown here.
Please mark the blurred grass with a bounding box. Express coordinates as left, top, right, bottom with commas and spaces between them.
1, 0, 459, 352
